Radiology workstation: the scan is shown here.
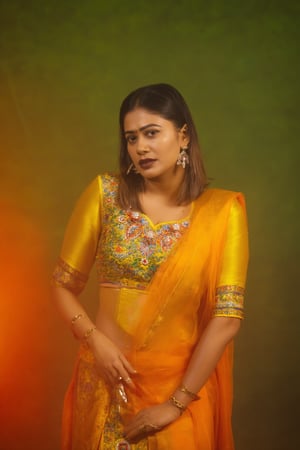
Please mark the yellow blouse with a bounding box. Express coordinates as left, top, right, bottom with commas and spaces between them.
52, 174, 248, 319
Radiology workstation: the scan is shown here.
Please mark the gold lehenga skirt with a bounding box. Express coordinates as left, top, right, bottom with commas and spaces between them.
62, 343, 148, 450
101, 390, 147, 450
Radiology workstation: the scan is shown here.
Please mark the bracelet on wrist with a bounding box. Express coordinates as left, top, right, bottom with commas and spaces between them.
177, 384, 200, 401
71, 313, 84, 325
70, 314, 85, 339
83, 326, 97, 340
169, 395, 186, 415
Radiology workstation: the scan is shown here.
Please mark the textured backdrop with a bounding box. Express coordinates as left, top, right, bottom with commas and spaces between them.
0, 1, 299, 449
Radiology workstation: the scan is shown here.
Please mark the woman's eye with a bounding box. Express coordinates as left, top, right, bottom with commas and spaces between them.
146, 129, 159, 137
126, 135, 137, 144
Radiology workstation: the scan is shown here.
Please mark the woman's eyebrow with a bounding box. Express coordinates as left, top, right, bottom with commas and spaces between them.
124, 123, 162, 135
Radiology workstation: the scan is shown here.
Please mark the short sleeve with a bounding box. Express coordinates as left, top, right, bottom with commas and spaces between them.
213, 197, 249, 319
52, 176, 102, 294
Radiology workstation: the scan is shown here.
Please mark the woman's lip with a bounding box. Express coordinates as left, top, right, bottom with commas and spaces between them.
138, 158, 157, 168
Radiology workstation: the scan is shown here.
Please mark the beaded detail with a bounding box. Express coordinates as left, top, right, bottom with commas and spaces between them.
96, 174, 190, 289
101, 396, 148, 450
214, 285, 245, 319
52, 257, 88, 295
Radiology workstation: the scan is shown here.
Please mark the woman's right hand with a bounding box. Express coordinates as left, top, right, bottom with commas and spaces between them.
88, 329, 137, 387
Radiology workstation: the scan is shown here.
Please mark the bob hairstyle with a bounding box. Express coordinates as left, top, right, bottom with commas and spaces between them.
118, 83, 208, 210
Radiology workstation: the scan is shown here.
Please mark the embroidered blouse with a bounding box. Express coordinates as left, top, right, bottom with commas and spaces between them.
52, 174, 248, 319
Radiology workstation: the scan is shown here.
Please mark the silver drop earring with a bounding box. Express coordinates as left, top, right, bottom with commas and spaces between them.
126, 162, 139, 175
126, 163, 134, 175
176, 147, 189, 169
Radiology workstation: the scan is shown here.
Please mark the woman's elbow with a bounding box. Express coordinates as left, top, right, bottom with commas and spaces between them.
213, 316, 242, 340
228, 317, 242, 335
224, 317, 242, 339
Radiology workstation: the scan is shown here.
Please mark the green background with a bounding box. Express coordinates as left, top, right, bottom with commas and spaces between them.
0, 1, 299, 449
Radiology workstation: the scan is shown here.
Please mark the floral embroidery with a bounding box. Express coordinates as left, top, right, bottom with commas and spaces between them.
214, 285, 245, 319
126, 223, 143, 240
96, 174, 190, 289
115, 439, 131, 449
101, 391, 147, 450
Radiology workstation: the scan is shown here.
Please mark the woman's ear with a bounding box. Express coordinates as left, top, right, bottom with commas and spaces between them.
179, 123, 190, 146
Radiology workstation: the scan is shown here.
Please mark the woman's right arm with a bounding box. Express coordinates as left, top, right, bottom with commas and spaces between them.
52, 285, 136, 385
52, 177, 136, 386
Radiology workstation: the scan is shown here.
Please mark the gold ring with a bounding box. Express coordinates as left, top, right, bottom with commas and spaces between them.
148, 423, 160, 431
124, 377, 131, 383
117, 376, 123, 381
139, 423, 159, 433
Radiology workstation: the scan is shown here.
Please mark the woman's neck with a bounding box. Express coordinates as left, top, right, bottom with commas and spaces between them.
143, 170, 185, 205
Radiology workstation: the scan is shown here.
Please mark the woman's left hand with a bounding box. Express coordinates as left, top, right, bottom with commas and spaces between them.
123, 401, 181, 442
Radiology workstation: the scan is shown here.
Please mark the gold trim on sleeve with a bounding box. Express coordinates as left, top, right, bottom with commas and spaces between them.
51, 257, 88, 295
214, 285, 245, 319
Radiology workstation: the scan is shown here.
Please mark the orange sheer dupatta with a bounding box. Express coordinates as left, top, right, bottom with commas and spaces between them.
125, 189, 247, 450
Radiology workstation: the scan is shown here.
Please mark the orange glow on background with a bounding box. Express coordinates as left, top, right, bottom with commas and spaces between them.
0, 201, 54, 448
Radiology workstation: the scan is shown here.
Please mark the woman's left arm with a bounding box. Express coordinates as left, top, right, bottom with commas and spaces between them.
124, 317, 240, 441
124, 197, 249, 440
177, 195, 249, 399
171, 316, 241, 403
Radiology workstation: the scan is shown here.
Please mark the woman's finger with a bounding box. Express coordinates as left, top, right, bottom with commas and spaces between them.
124, 422, 144, 440
116, 367, 136, 388
125, 421, 158, 441
113, 357, 137, 387
124, 413, 146, 436
120, 356, 137, 375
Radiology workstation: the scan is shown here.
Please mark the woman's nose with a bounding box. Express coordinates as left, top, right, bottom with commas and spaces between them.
136, 136, 150, 155
137, 147, 149, 155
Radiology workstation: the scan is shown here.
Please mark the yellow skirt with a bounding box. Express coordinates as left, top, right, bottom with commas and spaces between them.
61, 344, 147, 450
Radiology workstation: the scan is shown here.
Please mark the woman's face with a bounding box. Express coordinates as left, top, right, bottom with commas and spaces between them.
124, 108, 189, 180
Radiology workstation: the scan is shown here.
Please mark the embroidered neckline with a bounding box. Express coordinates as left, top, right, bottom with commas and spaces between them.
127, 202, 194, 230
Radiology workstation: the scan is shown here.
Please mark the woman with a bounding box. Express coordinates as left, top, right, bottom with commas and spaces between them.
52, 83, 249, 450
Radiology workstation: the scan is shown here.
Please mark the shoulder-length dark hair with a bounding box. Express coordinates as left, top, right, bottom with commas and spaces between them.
118, 83, 208, 210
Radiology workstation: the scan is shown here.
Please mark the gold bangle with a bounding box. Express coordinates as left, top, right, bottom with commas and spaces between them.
83, 326, 96, 340
178, 384, 200, 401
169, 396, 186, 414
71, 313, 84, 325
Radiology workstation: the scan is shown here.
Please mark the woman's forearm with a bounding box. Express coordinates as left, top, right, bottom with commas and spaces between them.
52, 286, 137, 384
52, 286, 96, 340
173, 317, 241, 406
